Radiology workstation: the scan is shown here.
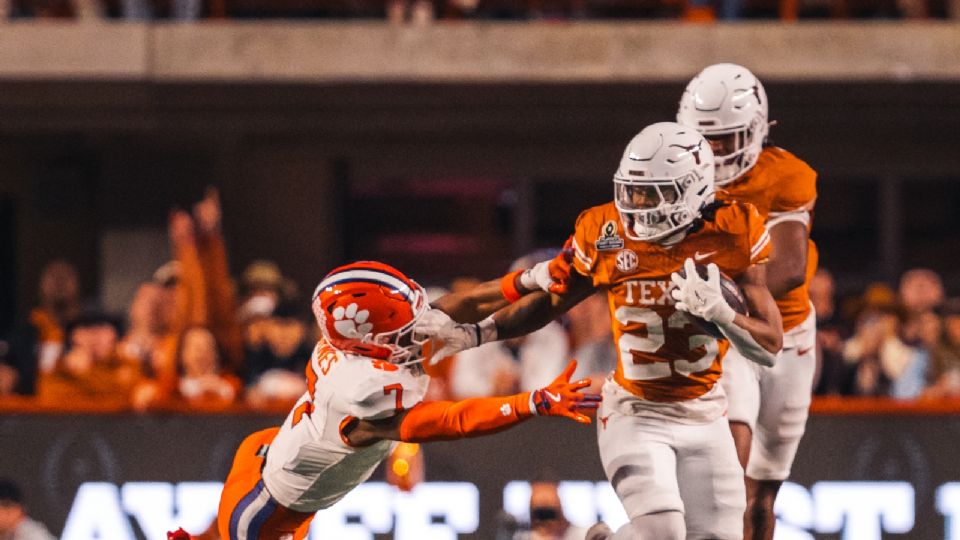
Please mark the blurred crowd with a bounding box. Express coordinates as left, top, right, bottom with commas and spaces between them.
0, 188, 616, 412
2, 0, 958, 21
1, 188, 959, 413
812, 267, 960, 399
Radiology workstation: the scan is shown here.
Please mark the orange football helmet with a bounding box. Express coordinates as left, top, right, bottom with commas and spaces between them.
311, 261, 430, 364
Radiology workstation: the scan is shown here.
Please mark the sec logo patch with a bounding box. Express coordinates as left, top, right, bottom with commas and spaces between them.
616, 249, 638, 272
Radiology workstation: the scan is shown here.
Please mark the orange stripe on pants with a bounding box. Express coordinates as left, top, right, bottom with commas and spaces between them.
217, 428, 314, 540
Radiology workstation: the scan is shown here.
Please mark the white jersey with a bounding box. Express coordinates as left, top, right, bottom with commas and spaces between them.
262, 341, 429, 512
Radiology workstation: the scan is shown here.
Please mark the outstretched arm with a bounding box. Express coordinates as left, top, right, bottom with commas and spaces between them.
492, 272, 596, 340
343, 361, 600, 447
416, 273, 597, 361
431, 238, 579, 324
430, 278, 513, 324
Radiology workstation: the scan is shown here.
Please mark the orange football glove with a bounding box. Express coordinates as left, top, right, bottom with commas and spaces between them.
529, 360, 601, 424
545, 236, 576, 295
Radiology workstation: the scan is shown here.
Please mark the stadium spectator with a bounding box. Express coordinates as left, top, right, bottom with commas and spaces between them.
118, 282, 165, 375
839, 286, 927, 398
811, 268, 846, 395
925, 298, 960, 398
175, 326, 241, 405
191, 189, 244, 375
565, 292, 616, 393
449, 330, 521, 398
899, 268, 945, 316
37, 313, 144, 404
508, 251, 571, 391
244, 300, 311, 408
31, 260, 82, 375
239, 260, 285, 320
133, 189, 244, 409
513, 477, 587, 540
0, 479, 55, 540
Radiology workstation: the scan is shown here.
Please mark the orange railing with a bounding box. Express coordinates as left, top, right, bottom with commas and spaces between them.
4, 395, 960, 415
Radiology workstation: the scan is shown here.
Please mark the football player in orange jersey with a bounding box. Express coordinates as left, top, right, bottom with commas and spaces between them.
417, 122, 783, 539
678, 63, 818, 540
190, 261, 599, 540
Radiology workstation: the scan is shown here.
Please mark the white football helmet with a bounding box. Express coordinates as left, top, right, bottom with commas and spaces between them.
613, 122, 716, 243
677, 63, 769, 185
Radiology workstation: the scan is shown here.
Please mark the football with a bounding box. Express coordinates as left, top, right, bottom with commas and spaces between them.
676, 262, 749, 339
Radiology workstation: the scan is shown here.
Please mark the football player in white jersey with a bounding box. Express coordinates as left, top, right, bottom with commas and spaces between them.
207, 261, 599, 540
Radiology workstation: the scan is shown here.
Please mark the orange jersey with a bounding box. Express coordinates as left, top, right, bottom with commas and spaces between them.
717, 146, 817, 332
570, 201, 771, 402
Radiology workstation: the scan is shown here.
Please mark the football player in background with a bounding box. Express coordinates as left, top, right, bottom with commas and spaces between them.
175, 261, 599, 540
418, 123, 783, 539
678, 63, 819, 540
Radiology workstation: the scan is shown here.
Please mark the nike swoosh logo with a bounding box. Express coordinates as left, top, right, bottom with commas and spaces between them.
797, 347, 813, 356
545, 390, 562, 403
694, 250, 717, 261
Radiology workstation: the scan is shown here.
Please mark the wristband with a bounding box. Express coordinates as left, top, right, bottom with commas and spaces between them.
500, 270, 524, 303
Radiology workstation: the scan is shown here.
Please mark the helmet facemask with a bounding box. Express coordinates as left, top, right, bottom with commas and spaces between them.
614, 171, 702, 243
702, 116, 765, 185
369, 286, 432, 366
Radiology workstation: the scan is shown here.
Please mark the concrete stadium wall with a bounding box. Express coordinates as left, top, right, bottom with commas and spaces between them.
0, 21, 959, 82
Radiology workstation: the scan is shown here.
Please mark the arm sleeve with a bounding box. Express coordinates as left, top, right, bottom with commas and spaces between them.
745, 204, 773, 265
197, 233, 244, 375
570, 210, 598, 277
769, 155, 817, 217
398, 393, 532, 442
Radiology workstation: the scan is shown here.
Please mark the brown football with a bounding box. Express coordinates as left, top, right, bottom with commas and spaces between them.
676, 262, 749, 339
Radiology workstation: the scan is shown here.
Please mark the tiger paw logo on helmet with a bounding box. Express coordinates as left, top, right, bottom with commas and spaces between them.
332, 303, 373, 338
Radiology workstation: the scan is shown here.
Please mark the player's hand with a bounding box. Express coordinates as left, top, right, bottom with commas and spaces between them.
545, 236, 576, 294
169, 210, 195, 246
414, 309, 479, 364
528, 360, 601, 424
193, 186, 221, 234
518, 260, 556, 293
516, 238, 574, 295
670, 259, 736, 325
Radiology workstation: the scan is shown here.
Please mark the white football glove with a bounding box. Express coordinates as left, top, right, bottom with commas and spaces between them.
413, 308, 491, 365
670, 259, 736, 325
517, 260, 558, 293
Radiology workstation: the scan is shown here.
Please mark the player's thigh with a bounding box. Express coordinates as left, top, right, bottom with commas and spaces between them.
748, 317, 816, 481
598, 408, 683, 520
719, 348, 761, 430
218, 428, 280, 540
676, 418, 746, 540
